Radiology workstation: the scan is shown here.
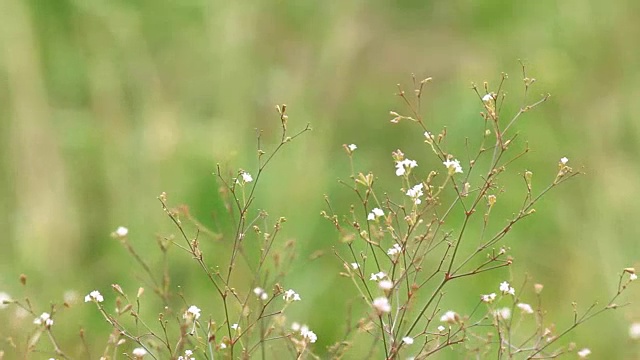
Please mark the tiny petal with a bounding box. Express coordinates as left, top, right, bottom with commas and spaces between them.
348, 144, 357, 151
402, 336, 414, 345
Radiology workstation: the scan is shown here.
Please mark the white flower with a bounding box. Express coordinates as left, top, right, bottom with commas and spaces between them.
402, 336, 414, 345
406, 183, 424, 205
378, 280, 393, 291
231, 323, 239, 330
630, 273, 638, 281
395, 158, 418, 176
482, 93, 495, 102
283, 289, 301, 302
387, 243, 402, 256
517, 303, 534, 314
630, 322, 640, 340
184, 305, 201, 320
481, 293, 496, 303
499, 281, 515, 295
424, 131, 435, 141
437, 325, 446, 332
350, 262, 359, 269
115, 226, 128, 237
177, 349, 195, 360
291, 322, 301, 331
495, 307, 511, 320
84, 290, 104, 303
241, 171, 253, 183
372, 297, 391, 313
577, 348, 591, 358
370, 272, 386, 281
220, 343, 227, 349
0, 292, 11, 309
348, 144, 357, 151
300, 326, 318, 343
33, 312, 54, 327
443, 158, 463, 174
253, 287, 268, 300
440, 310, 458, 324
560, 157, 569, 165
367, 208, 384, 221
132, 348, 147, 357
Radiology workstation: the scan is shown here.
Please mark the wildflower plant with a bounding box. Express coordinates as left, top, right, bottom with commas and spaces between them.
322, 66, 635, 359
0, 67, 636, 359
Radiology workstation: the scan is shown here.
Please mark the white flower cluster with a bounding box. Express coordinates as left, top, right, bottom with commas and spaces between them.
291, 322, 317, 343
84, 290, 104, 303
33, 312, 54, 327
367, 207, 384, 221
283, 289, 301, 302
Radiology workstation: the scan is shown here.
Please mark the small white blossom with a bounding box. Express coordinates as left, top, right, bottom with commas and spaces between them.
499, 281, 515, 295
350, 262, 359, 269
348, 144, 357, 151
300, 326, 318, 343
560, 157, 569, 165
406, 183, 424, 205
630, 273, 638, 281
283, 289, 301, 302
84, 290, 104, 303
177, 349, 195, 360
291, 322, 301, 331
253, 287, 268, 300
395, 158, 418, 176
115, 226, 128, 237
132, 348, 147, 357
630, 322, 640, 340
220, 343, 227, 349
517, 303, 534, 314
370, 272, 386, 281
231, 323, 239, 330
372, 297, 391, 313
34, 312, 54, 327
184, 305, 201, 320
495, 307, 511, 320
0, 292, 12, 309
402, 336, 414, 345
367, 208, 384, 221
387, 243, 402, 256
440, 310, 458, 324
482, 93, 495, 102
378, 280, 393, 291
443, 158, 463, 174
481, 293, 497, 303
577, 348, 591, 358
424, 131, 435, 142
437, 325, 446, 332
241, 171, 253, 183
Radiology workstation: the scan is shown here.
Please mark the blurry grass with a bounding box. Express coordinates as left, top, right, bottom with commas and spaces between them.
1, 0, 639, 357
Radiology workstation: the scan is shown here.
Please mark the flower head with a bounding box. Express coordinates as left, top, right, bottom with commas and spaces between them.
33, 312, 54, 327
481, 293, 496, 304
387, 243, 402, 256
402, 336, 414, 345
482, 93, 495, 102
241, 171, 253, 183
517, 303, 534, 314
115, 226, 128, 237
378, 280, 394, 291
283, 289, 301, 302
443, 158, 463, 175
560, 157, 569, 165
440, 310, 459, 324
372, 297, 391, 313
367, 207, 385, 221
348, 144, 357, 151
0, 292, 12, 309
395, 158, 418, 176
495, 307, 511, 320
630, 322, 640, 340
406, 183, 424, 205
577, 348, 591, 358
184, 305, 201, 321
132, 348, 147, 358
84, 290, 104, 303
300, 325, 318, 343
253, 287, 268, 301
370, 272, 386, 281
177, 349, 195, 360
499, 281, 515, 295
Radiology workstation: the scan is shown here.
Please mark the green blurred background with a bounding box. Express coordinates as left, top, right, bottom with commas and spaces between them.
1, 0, 639, 358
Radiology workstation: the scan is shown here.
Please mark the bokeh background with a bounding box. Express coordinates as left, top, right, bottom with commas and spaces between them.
1, 0, 639, 358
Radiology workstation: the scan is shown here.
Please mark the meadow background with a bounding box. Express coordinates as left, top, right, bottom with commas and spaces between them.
1, 0, 639, 358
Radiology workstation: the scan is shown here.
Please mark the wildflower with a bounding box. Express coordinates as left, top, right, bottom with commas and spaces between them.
395, 158, 418, 176
577, 348, 591, 358
402, 336, 414, 345
84, 290, 104, 303
132, 348, 147, 357
437, 325, 446, 332
300, 325, 318, 343
631, 273, 638, 281
231, 323, 239, 330
534, 283, 544, 294
630, 322, 640, 340
440, 310, 459, 324
0, 292, 11, 309
378, 280, 393, 291
370, 272, 386, 281
33, 312, 54, 327
253, 287, 268, 300
517, 303, 534, 314
350, 262, 359, 269
283, 289, 301, 302
241, 171, 253, 183
291, 322, 301, 331
495, 307, 511, 320
348, 144, 357, 151
367, 207, 384, 221
406, 183, 424, 205
387, 243, 402, 256
184, 305, 201, 320
424, 131, 435, 143
481, 293, 496, 304
482, 93, 495, 102
115, 226, 128, 237
443, 158, 463, 175
178, 349, 195, 360
372, 297, 391, 313
220, 343, 227, 349
499, 281, 515, 295
560, 157, 569, 165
